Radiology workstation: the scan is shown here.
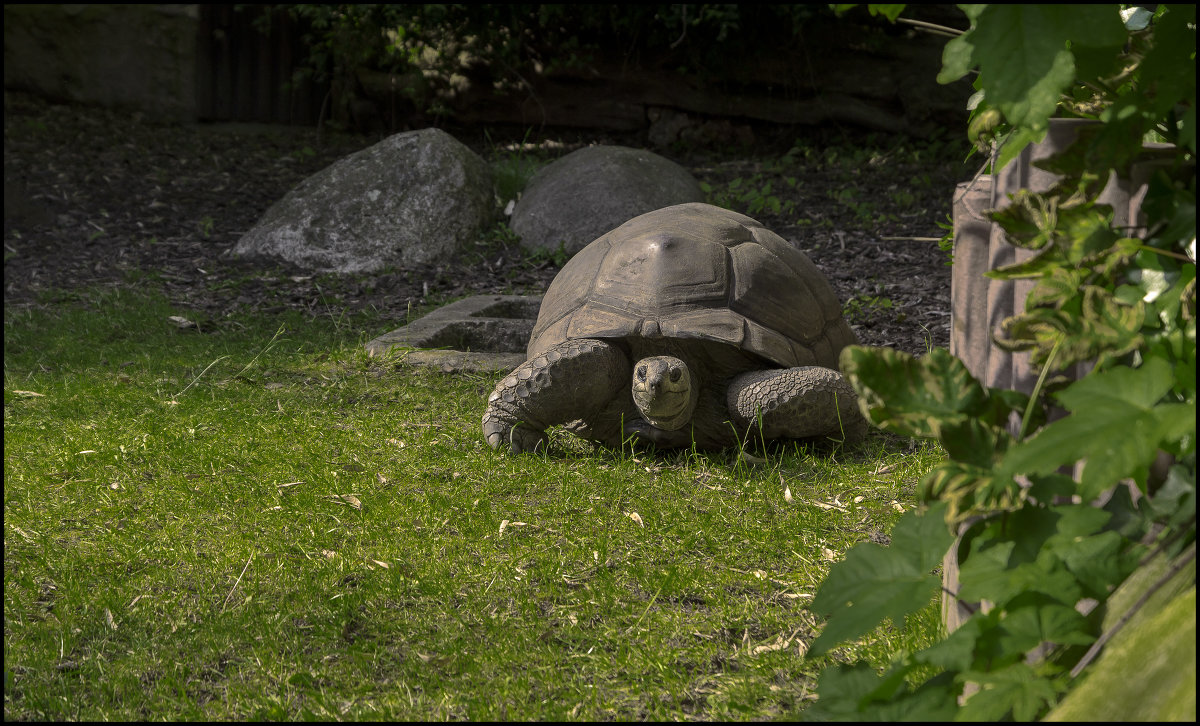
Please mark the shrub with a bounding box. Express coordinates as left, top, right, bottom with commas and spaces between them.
808, 4, 1195, 720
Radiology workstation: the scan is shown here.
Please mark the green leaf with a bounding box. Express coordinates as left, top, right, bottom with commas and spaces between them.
867, 674, 960, 721
1062, 208, 1120, 266
988, 188, 1059, 251
809, 663, 887, 720
890, 500, 958, 573
1145, 462, 1198, 528
1142, 171, 1197, 249
1025, 472, 1077, 504
1078, 285, 1145, 358
1180, 102, 1197, 155
808, 502, 954, 656
966, 5, 1077, 131
937, 28, 976, 84
1135, 5, 1198, 118
957, 509, 1088, 607
1061, 5, 1128, 48
960, 546, 1084, 607
993, 284, 1144, 371
986, 387, 1044, 432
809, 662, 960, 721
866, 4, 906, 23
1044, 502, 1111, 539
939, 418, 1010, 468
809, 661, 917, 720
999, 358, 1194, 499
993, 124, 1049, 173
839, 346, 989, 438
1026, 267, 1085, 308
987, 246, 1065, 280
920, 460, 1023, 525
959, 662, 1061, 721
1048, 528, 1131, 599
996, 592, 1095, 654
917, 609, 1005, 672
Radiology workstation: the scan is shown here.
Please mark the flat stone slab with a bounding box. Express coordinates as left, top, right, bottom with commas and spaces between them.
365, 294, 541, 373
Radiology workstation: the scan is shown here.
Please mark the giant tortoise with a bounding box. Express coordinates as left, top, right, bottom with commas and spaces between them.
482, 202, 867, 453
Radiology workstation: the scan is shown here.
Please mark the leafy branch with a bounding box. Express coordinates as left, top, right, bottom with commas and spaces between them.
809, 4, 1195, 720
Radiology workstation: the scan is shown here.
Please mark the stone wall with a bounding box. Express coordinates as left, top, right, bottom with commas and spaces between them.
3, 4, 200, 122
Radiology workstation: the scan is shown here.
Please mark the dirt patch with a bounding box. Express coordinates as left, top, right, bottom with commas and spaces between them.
3, 90, 975, 358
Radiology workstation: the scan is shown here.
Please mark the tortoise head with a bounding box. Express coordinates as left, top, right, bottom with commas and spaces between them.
631, 356, 699, 431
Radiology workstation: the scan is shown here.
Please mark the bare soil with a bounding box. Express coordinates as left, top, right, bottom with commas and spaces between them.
3, 90, 974, 357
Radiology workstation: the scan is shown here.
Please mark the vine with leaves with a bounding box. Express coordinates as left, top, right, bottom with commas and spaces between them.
809, 4, 1195, 720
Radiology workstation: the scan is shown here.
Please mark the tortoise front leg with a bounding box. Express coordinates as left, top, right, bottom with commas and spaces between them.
727, 367, 867, 444
482, 338, 630, 453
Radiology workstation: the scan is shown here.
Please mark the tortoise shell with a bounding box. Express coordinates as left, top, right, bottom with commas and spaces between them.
527, 202, 857, 368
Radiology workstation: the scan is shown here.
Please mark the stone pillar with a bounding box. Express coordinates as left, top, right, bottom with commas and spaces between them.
943, 119, 1177, 635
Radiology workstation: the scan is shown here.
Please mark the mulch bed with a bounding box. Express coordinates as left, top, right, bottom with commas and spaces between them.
4, 90, 970, 357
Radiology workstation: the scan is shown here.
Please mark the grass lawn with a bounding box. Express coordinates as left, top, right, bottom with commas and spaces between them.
4, 286, 944, 720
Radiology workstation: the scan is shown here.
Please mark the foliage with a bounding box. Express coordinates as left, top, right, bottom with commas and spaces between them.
843, 294, 895, 325
810, 4, 1195, 720
701, 175, 798, 218
261, 4, 830, 127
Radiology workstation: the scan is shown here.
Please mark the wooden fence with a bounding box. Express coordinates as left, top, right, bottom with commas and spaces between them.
194, 4, 328, 125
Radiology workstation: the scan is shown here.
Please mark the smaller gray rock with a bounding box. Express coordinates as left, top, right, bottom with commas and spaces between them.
510, 146, 704, 257
232, 128, 493, 274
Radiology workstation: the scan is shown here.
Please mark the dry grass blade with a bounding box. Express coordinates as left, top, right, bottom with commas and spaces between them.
326, 494, 362, 509
737, 450, 767, 465
810, 500, 848, 512
220, 551, 255, 614
750, 627, 802, 656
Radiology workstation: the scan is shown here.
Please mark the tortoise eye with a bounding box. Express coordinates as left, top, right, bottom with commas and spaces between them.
636, 365, 647, 381
669, 367, 682, 382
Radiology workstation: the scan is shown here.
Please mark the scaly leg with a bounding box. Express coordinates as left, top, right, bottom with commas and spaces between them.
727, 367, 867, 444
482, 338, 629, 453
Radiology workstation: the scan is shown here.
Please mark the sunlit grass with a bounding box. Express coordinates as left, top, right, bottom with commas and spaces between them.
4, 287, 944, 720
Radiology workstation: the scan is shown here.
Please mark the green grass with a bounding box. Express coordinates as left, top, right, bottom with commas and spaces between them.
4, 287, 944, 720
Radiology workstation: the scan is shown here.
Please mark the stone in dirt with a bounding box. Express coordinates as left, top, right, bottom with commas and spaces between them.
510, 145, 704, 258
231, 128, 493, 273
365, 294, 541, 373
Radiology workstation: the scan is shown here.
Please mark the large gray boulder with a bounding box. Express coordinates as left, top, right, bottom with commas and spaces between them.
510, 145, 704, 257
232, 128, 493, 273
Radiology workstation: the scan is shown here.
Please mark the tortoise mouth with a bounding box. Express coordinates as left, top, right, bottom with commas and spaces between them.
635, 385, 697, 430
643, 392, 691, 425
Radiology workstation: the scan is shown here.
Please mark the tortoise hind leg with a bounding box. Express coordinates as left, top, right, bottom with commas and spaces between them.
483, 338, 629, 453
726, 367, 867, 445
